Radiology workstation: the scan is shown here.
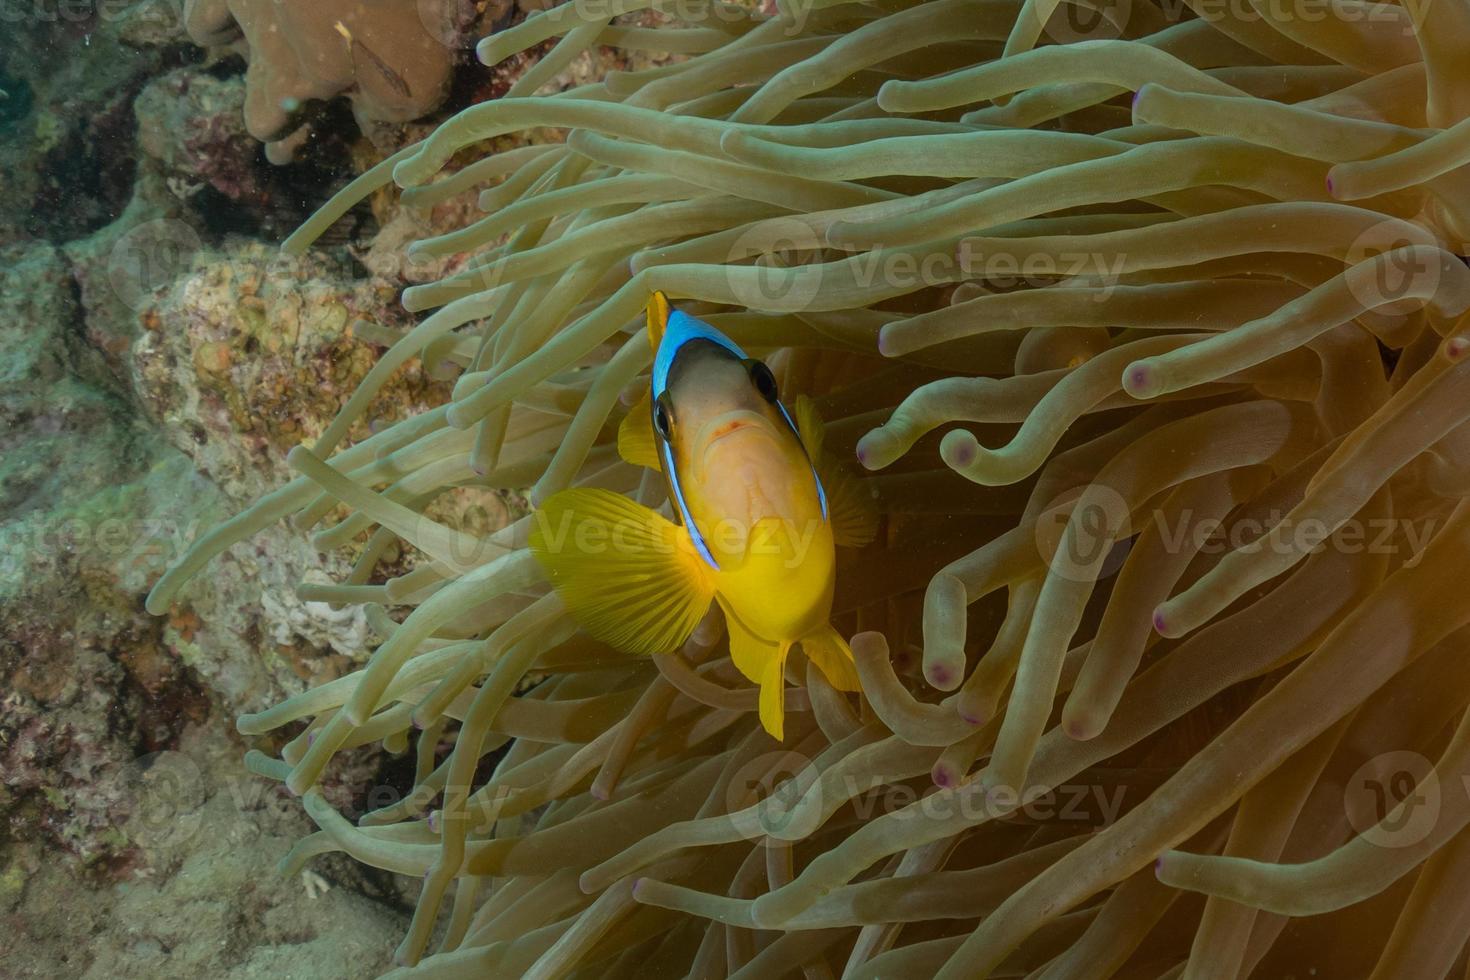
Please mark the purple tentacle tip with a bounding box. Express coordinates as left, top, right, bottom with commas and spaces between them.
1152, 607, 1168, 635
947, 438, 975, 467
933, 767, 954, 789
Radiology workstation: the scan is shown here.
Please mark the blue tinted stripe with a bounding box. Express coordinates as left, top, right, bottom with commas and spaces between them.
652, 310, 747, 399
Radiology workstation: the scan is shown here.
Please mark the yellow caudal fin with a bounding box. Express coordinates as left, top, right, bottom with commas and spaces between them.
647, 291, 672, 351
529, 488, 712, 656
617, 390, 662, 471
795, 396, 878, 549
724, 605, 790, 741
801, 625, 862, 692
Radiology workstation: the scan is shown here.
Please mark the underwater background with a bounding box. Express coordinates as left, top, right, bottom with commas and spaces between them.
5, 0, 1470, 976
0, 2, 558, 973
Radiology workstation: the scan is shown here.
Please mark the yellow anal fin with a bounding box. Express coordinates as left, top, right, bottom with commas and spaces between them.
617, 390, 662, 471
795, 395, 878, 549
724, 605, 791, 741
800, 624, 862, 693
529, 488, 710, 656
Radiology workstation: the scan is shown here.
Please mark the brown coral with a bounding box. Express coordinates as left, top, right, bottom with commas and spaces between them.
182, 0, 462, 162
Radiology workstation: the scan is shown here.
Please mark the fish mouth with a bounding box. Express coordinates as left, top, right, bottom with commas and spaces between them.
693, 411, 781, 478
698, 410, 778, 450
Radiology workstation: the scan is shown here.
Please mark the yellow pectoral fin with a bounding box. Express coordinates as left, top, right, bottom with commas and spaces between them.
617, 390, 662, 471
795, 395, 826, 461
529, 488, 712, 656
801, 625, 862, 693
824, 461, 879, 549
795, 396, 877, 549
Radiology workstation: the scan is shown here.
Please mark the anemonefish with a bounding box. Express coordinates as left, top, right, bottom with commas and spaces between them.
529, 292, 875, 740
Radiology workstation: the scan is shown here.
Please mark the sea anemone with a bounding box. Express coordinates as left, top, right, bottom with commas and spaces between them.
148, 0, 1470, 975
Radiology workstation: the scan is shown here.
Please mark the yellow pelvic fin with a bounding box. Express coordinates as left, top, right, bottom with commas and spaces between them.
646, 291, 672, 352
795, 395, 878, 549
800, 625, 862, 692
529, 488, 712, 657
759, 647, 790, 742
724, 605, 791, 741
617, 390, 662, 471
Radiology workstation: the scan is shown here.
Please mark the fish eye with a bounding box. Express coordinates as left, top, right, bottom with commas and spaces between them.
653, 398, 673, 440
747, 360, 779, 403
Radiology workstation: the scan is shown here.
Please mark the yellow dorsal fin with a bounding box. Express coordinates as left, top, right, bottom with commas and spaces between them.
795, 396, 878, 549
529, 488, 712, 656
800, 625, 862, 692
646, 291, 671, 352
617, 390, 662, 471
723, 605, 789, 741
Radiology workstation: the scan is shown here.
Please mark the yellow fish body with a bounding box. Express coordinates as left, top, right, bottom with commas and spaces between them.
530, 292, 875, 739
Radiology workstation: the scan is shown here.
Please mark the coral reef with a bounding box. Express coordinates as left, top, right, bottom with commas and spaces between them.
149, 0, 1470, 976
3, 722, 408, 979
181, 0, 469, 162
0, 0, 189, 243
0, 2, 503, 970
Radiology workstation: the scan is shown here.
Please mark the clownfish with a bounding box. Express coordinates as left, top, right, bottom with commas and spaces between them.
529, 292, 876, 740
